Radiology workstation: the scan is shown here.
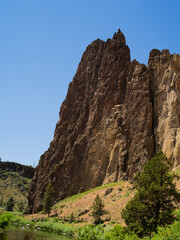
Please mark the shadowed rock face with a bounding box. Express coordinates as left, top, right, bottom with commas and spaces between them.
28, 30, 180, 213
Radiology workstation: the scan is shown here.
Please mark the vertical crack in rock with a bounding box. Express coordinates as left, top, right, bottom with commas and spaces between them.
148, 50, 180, 167
149, 71, 156, 154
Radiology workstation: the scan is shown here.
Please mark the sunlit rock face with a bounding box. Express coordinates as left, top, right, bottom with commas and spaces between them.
28, 30, 180, 213
148, 50, 180, 168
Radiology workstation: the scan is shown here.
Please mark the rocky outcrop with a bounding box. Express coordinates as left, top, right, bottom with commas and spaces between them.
28, 30, 180, 213
148, 50, 180, 168
0, 161, 35, 179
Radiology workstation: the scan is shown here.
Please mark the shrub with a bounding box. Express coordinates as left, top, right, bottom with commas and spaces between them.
0, 213, 13, 229
76, 224, 104, 240
104, 225, 126, 240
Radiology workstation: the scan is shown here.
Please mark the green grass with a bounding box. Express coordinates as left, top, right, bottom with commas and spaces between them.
75, 211, 180, 239
1, 210, 180, 239
56, 181, 124, 206
9, 214, 75, 236
175, 168, 180, 176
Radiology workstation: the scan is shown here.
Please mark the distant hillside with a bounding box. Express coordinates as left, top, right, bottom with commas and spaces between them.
0, 161, 35, 211
0, 161, 35, 178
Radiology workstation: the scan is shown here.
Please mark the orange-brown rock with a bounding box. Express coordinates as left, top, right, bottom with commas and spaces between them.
28, 30, 180, 213
148, 49, 180, 168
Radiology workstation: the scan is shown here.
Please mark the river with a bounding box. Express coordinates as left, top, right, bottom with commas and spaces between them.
0, 228, 74, 240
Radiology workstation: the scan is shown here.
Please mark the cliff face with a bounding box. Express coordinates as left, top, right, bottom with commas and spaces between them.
148, 50, 180, 166
28, 30, 180, 213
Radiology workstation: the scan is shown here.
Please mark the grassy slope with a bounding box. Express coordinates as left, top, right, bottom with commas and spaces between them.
26, 168, 180, 225
26, 180, 135, 225
0, 169, 31, 210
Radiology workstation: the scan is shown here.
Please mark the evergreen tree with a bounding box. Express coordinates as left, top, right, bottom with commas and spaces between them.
121, 151, 180, 237
6, 197, 15, 212
18, 200, 24, 212
43, 181, 54, 216
0, 197, 3, 207
91, 194, 108, 224
70, 212, 74, 222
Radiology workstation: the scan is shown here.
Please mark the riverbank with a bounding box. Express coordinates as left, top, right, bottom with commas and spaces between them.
1, 211, 180, 240
10, 213, 75, 237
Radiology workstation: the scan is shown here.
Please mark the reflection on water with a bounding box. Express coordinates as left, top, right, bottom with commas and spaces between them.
0, 229, 73, 240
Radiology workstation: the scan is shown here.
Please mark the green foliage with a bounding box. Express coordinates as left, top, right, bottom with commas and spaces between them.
1, 210, 179, 239
6, 196, 15, 211
76, 224, 104, 240
17, 200, 24, 212
149, 216, 180, 240
104, 225, 126, 240
91, 194, 108, 224
122, 151, 180, 237
70, 212, 75, 222
11, 215, 35, 228
57, 181, 123, 205
0, 197, 3, 206
43, 181, 55, 216
0, 213, 13, 229
0, 169, 30, 211
36, 220, 74, 235
76, 224, 140, 240
52, 217, 59, 222
10, 214, 74, 236
75, 215, 180, 239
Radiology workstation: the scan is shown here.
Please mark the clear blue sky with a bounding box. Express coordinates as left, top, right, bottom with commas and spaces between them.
0, 0, 179, 166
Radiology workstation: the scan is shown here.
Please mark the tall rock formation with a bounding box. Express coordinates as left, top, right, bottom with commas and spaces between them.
148, 50, 180, 166
28, 30, 180, 213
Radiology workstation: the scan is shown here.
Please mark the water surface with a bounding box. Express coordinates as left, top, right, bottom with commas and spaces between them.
0, 229, 74, 240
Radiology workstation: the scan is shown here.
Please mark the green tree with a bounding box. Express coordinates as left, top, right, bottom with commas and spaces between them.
91, 194, 108, 224
18, 200, 24, 212
6, 197, 15, 212
0, 197, 3, 207
69, 212, 74, 222
121, 151, 180, 237
43, 181, 54, 216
